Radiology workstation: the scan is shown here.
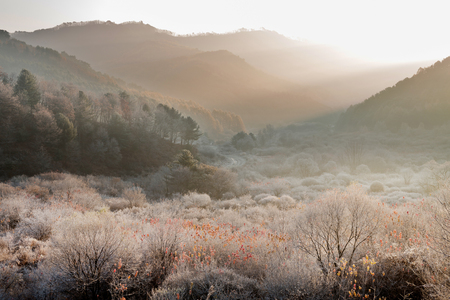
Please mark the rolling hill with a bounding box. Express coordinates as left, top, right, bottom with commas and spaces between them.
0, 33, 245, 139
336, 57, 450, 131
13, 21, 331, 129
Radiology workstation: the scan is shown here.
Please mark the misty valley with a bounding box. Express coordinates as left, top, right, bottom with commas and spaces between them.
2, 22, 450, 300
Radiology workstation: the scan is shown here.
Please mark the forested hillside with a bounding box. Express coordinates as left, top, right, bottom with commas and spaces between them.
12, 21, 331, 128
0, 31, 246, 139
0, 68, 201, 177
337, 57, 450, 131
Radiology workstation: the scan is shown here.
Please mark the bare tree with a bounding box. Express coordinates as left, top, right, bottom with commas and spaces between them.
343, 139, 365, 170
295, 185, 380, 274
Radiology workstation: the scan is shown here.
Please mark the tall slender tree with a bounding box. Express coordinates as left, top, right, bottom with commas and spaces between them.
14, 69, 41, 108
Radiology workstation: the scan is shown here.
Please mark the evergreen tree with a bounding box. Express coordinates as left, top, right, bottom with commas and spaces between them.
0, 30, 10, 40
55, 113, 77, 145
173, 149, 198, 169
181, 116, 201, 145
14, 69, 41, 108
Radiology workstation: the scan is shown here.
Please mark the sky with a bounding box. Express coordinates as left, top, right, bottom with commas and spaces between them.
2, 0, 450, 63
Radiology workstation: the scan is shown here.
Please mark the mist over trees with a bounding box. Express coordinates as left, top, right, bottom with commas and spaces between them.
11, 21, 331, 128
0, 34, 246, 140
0, 69, 203, 178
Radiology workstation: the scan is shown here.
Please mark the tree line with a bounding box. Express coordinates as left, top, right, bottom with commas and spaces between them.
0, 69, 201, 178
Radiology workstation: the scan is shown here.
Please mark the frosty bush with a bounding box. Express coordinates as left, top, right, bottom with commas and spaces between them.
322, 160, 338, 174
50, 213, 132, 298
370, 181, 385, 193
0, 183, 16, 198
16, 209, 56, 241
154, 268, 260, 300
182, 192, 212, 208
295, 158, 320, 177
122, 186, 147, 207
356, 164, 371, 174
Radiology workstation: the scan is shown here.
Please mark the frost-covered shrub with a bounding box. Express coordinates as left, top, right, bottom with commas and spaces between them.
16, 209, 56, 241
215, 199, 242, 210
301, 178, 321, 187
370, 181, 385, 193
254, 193, 271, 202
367, 156, 388, 173
69, 188, 104, 209
356, 164, 371, 174
401, 168, 414, 185
0, 263, 22, 298
50, 213, 134, 299
0, 183, 16, 198
85, 175, 131, 197
256, 195, 296, 209
154, 268, 261, 300
0, 197, 30, 231
25, 184, 50, 201
278, 195, 297, 209
336, 172, 353, 185
39, 171, 66, 181
222, 191, 235, 200
295, 158, 320, 177
257, 195, 279, 206
182, 192, 212, 208
122, 187, 147, 207
106, 197, 130, 211
322, 160, 338, 174
41, 174, 87, 195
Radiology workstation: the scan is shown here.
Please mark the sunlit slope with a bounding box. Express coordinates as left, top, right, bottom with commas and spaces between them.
13, 21, 331, 128
178, 30, 429, 108
0, 35, 245, 138
337, 57, 450, 131
107, 49, 329, 127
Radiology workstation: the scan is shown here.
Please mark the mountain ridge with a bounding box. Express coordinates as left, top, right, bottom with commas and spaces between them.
336, 57, 450, 131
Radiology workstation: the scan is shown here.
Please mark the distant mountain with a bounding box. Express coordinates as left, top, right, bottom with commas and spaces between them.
13, 21, 331, 129
336, 57, 450, 131
106, 49, 329, 127
0, 33, 245, 139
176, 30, 429, 108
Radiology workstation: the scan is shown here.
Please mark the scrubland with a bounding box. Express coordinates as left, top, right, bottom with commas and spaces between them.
2, 123, 450, 299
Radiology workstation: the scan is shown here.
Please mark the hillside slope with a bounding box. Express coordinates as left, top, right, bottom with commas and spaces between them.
177, 30, 429, 108
13, 21, 331, 128
108, 49, 329, 127
336, 57, 450, 131
0, 34, 245, 138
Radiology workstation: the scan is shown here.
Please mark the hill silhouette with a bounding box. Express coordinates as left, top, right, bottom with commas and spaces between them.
337, 57, 450, 131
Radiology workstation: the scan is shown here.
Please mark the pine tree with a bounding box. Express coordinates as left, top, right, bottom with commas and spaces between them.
14, 69, 41, 108
181, 116, 201, 145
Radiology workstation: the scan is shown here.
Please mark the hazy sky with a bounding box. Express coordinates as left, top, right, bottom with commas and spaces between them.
2, 0, 450, 63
